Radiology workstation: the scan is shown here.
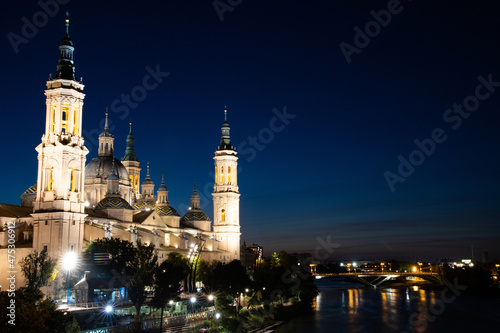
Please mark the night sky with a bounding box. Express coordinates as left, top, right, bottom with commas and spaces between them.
1, 0, 499, 261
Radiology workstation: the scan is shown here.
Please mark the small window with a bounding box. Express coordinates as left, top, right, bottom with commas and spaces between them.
221, 209, 226, 222
45, 220, 48, 226
43, 245, 48, 252
72, 221, 75, 225
70, 244, 74, 251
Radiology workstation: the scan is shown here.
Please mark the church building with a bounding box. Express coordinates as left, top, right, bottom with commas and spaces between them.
0, 19, 241, 292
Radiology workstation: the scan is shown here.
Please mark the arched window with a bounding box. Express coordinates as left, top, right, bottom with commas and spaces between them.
228, 166, 231, 183
105, 143, 108, 151
221, 209, 225, 222
220, 166, 224, 183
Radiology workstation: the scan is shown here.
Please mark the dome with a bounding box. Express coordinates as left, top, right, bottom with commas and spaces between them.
22, 184, 37, 195
133, 201, 157, 211
96, 197, 132, 210
181, 210, 210, 222
155, 205, 180, 217
85, 156, 129, 182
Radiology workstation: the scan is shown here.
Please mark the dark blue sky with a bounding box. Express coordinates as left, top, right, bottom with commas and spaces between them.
1, 0, 499, 261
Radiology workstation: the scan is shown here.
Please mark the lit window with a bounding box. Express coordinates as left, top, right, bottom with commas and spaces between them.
221, 209, 225, 222
220, 166, 224, 183
228, 166, 231, 183
70, 168, 76, 192
48, 167, 54, 191
73, 107, 79, 134
61, 104, 69, 134
50, 104, 57, 132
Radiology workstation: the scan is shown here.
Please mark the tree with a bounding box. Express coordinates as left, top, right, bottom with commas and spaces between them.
0, 288, 79, 333
212, 260, 252, 296
128, 240, 158, 317
197, 259, 219, 292
151, 252, 189, 331
84, 237, 135, 274
19, 249, 57, 297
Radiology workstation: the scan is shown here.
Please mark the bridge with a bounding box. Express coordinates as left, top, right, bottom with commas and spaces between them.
313, 272, 442, 288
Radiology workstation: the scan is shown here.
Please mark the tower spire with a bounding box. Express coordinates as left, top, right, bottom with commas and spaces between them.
98, 108, 114, 156
190, 180, 200, 210
158, 171, 168, 191
219, 107, 233, 151
122, 121, 139, 162
54, 17, 76, 80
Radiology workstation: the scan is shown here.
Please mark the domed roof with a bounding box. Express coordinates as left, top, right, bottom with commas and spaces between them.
156, 205, 180, 217
22, 184, 37, 195
96, 197, 133, 210
181, 210, 211, 222
133, 201, 157, 211
86, 156, 129, 182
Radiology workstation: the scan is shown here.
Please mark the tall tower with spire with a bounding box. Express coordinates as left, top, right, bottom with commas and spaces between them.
122, 122, 141, 202
32, 18, 88, 257
212, 108, 241, 262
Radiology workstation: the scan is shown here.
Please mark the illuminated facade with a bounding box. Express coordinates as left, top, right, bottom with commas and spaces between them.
212, 110, 241, 262
0, 20, 241, 293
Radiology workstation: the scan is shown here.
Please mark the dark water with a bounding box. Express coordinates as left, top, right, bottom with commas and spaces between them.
274, 279, 500, 333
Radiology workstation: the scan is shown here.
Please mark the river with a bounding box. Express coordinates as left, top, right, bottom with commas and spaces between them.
274, 279, 500, 333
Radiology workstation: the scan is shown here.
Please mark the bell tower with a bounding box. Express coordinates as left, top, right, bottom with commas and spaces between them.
212, 108, 241, 262
32, 19, 88, 256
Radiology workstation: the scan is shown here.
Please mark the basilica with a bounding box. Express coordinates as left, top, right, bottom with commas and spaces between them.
0, 19, 241, 291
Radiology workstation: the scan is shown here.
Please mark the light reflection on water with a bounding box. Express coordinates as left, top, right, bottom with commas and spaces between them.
273, 279, 500, 333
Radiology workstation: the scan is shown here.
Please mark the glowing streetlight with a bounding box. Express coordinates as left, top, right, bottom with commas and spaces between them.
62, 251, 77, 305
105, 305, 113, 313
169, 300, 174, 306
190, 296, 196, 304
215, 312, 221, 319
208, 294, 214, 301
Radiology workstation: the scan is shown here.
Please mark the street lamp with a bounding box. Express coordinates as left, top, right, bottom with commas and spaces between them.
62, 251, 77, 306
215, 313, 221, 333
105, 305, 113, 314
190, 296, 196, 313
